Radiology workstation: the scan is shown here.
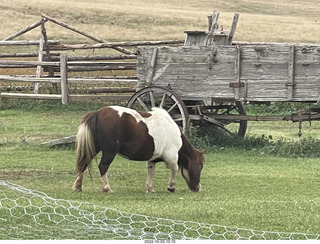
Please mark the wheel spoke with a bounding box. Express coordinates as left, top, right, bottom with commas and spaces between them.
126, 86, 189, 134
174, 117, 183, 122
137, 97, 149, 111
149, 91, 155, 108
167, 102, 177, 113
159, 92, 166, 108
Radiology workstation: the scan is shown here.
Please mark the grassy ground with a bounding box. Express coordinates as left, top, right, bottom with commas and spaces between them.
1, 100, 320, 238
2, 0, 320, 239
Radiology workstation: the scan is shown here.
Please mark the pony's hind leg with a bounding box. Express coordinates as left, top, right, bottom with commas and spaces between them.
146, 161, 156, 193
73, 145, 100, 192
72, 172, 84, 192
101, 172, 113, 193
99, 151, 117, 193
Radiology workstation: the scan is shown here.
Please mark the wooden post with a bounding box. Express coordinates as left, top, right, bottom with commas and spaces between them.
34, 20, 45, 94
139, 47, 158, 90
207, 14, 213, 31
234, 45, 241, 100
41, 20, 54, 77
60, 54, 68, 105
227, 13, 239, 45
205, 11, 219, 45
287, 45, 295, 100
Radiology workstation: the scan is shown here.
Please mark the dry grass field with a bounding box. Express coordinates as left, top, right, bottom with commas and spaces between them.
1, 0, 320, 43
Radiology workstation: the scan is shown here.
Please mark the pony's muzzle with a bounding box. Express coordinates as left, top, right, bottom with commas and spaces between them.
191, 183, 201, 192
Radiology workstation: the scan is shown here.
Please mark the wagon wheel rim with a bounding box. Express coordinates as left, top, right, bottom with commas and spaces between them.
126, 86, 189, 134
233, 101, 247, 137
201, 101, 247, 137
216, 101, 247, 137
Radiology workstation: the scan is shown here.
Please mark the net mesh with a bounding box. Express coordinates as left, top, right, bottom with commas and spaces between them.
0, 180, 319, 240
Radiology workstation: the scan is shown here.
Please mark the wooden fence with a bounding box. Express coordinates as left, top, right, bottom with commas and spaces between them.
0, 51, 138, 104
0, 53, 138, 104
0, 14, 183, 104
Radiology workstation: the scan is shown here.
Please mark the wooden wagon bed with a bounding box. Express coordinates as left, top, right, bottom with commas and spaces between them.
126, 11, 320, 137
137, 44, 320, 103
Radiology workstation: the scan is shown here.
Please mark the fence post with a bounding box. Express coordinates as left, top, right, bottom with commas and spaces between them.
60, 54, 68, 105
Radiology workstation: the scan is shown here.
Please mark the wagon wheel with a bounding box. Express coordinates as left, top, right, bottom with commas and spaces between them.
186, 100, 247, 137
199, 101, 247, 137
126, 86, 189, 134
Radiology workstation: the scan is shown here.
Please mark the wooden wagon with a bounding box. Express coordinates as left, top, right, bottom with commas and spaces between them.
127, 12, 320, 136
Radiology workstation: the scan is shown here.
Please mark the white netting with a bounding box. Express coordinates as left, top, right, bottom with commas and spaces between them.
0, 180, 319, 240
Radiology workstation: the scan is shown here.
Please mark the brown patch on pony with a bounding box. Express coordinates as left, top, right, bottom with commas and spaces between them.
138, 111, 152, 118
96, 107, 155, 161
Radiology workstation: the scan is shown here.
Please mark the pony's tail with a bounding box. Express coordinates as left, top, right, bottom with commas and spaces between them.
75, 111, 98, 175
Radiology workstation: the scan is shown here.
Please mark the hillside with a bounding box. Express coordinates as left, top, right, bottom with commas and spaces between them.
1, 0, 320, 43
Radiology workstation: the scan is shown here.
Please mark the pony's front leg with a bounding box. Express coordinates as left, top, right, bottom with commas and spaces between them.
72, 172, 84, 192
146, 161, 156, 193
167, 162, 179, 193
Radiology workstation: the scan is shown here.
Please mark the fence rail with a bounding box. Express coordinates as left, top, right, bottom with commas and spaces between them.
0, 54, 137, 104
0, 14, 184, 104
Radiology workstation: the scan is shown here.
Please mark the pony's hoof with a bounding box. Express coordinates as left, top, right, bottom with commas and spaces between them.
167, 187, 175, 193
102, 188, 114, 194
72, 186, 82, 192
146, 189, 156, 193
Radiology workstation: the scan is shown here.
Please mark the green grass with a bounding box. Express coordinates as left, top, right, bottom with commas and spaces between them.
1, 100, 320, 239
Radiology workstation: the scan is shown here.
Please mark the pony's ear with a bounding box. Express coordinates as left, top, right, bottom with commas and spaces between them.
200, 149, 205, 155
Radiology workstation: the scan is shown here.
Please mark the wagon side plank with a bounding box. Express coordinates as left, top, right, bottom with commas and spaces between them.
137, 44, 320, 102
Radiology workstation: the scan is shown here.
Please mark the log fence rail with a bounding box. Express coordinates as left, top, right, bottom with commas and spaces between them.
0, 14, 184, 104
0, 53, 138, 104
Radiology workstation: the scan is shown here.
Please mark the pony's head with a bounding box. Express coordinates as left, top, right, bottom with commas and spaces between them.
179, 135, 204, 192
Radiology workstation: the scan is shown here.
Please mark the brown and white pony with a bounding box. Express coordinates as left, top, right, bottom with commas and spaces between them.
72, 106, 204, 193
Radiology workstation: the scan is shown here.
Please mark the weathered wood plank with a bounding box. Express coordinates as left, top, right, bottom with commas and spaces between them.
245, 79, 290, 99
240, 45, 290, 80
137, 44, 320, 102
212, 113, 320, 122
87, 87, 136, 94
0, 40, 59, 46
0, 75, 60, 83
227, 13, 239, 44
60, 54, 68, 105
50, 40, 183, 50
68, 65, 136, 72
68, 94, 131, 102
0, 60, 60, 66
34, 23, 45, 94
0, 93, 61, 100
0, 76, 136, 85
0, 53, 39, 58
68, 78, 137, 85
46, 54, 137, 61
41, 135, 76, 147
42, 14, 132, 55
3, 19, 47, 41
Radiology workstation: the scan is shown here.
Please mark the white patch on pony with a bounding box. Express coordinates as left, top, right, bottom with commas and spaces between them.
145, 107, 182, 162
109, 106, 182, 164
182, 167, 190, 183
110, 105, 143, 123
